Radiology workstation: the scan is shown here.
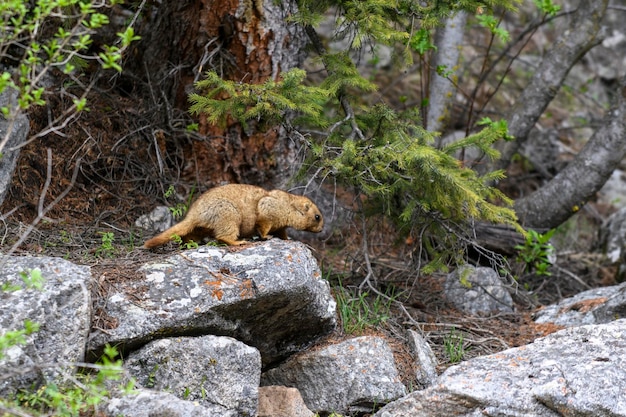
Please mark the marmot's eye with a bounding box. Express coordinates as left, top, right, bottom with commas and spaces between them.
315, 214, 321, 221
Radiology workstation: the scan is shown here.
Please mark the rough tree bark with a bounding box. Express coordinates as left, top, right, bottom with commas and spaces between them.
128, 0, 308, 188
427, 11, 468, 135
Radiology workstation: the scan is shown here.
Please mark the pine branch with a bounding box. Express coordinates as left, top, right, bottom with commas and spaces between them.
304, 25, 366, 140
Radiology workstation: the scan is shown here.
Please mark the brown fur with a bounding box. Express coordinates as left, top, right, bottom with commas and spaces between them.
143, 184, 323, 248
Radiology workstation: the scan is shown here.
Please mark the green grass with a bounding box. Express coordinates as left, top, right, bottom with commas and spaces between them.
334, 282, 397, 335
443, 328, 467, 363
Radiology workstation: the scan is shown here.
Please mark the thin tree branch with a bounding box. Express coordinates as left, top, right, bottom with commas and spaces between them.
304, 25, 365, 140
514, 74, 626, 229
496, 0, 608, 170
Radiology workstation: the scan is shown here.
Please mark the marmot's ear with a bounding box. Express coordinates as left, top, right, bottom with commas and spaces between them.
293, 200, 309, 215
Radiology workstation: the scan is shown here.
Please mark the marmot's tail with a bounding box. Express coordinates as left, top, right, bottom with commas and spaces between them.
143, 220, 195, 249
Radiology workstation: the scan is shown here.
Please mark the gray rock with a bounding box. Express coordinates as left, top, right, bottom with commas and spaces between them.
103, 388, 229, 417
375, 320, 626, 416
534, 282, 626, 326
258, 386, 315, 417
0, 89, 29, 207
0, 256, 91, 396
261, 336, 407, 414
406, 329, 438, 388
444, 265, 514, 314
134, 205, 174, 233
125, 335, 260, 416
87, 239, 337, 367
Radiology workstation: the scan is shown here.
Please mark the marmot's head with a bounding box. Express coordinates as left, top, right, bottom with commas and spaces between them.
293, 197, 324, 233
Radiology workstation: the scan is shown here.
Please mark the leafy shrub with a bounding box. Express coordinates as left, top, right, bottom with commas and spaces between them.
0, 0, 140, 155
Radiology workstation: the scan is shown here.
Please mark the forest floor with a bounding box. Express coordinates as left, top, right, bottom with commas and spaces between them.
0, 82, 619, 387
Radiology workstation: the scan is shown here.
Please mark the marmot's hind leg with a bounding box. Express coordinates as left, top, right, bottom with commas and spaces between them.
211, 201, 247, 246
184, 227, 211, 245
256, 221, 272, 240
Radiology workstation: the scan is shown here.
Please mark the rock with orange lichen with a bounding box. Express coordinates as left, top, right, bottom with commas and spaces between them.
533, 282, 626, 326
375, 320, 626, 417
87, 239, 337, 368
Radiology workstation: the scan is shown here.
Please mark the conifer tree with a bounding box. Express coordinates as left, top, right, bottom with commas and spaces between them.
189, 0, 522, 270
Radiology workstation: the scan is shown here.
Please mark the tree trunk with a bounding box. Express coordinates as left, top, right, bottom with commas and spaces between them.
427, 11, 467, 135
128, 0, 308, 188
514, 76, 626, 230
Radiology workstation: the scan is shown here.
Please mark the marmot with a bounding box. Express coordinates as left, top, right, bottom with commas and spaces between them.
143, 184, 324, 248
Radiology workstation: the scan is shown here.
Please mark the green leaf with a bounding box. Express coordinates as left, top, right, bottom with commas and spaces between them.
98, 50, 122, 72
533, 0, 561, 17
476, 14, 510, 43
117, 27, 141, 46
409, 28, 436, 55
73, 97, 88, 111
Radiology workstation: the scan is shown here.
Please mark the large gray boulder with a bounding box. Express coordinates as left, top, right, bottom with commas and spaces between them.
375, 320, 626, 416
87, 239, 337, 367
0, 89, 29, 207
0, 255, 92, 396
125, 335, 261, 416
534, 282, 626, 327
262, 336, 407, 414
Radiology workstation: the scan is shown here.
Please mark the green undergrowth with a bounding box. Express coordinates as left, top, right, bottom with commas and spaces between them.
331, 275, 398, 335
